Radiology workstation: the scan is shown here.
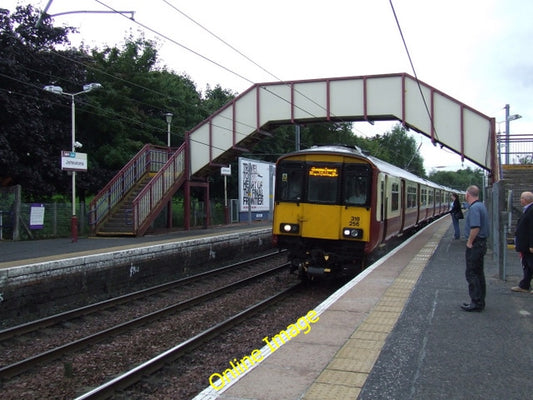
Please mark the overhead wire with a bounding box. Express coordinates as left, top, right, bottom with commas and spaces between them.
5, 2, 393, 162
95, 0, 361, 140
88, 0, 321, 151
388, 0, 440, 143
155, 0, 369, 141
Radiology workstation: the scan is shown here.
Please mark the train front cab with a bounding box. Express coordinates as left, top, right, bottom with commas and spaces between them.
273, 155, 373, 278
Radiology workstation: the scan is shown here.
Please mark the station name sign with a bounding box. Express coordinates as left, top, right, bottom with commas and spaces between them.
61, 151, 87, 172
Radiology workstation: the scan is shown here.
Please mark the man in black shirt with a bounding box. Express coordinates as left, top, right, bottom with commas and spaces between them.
512, 191, 533, 293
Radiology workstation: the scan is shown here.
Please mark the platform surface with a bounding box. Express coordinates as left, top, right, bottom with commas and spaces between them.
2, 219, 531, 400
0, 222, 270, 269
194, 218, 532, 400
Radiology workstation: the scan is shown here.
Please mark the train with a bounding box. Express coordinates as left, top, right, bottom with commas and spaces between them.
272, 144, 455, 279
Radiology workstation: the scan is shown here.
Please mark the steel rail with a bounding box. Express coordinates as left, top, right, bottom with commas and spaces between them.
0, 262, 289, 380
74, 283, 301, 400
0, 250, 285, 341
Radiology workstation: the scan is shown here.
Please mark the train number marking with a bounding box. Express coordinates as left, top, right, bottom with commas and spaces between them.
349, 216, 360, 227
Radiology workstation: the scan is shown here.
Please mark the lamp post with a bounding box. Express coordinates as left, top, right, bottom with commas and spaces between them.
504, 104, 522, 165
44, 83, 102, 242
165, 112, 173, 147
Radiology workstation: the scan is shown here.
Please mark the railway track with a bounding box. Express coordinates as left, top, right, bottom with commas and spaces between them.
74, 284, 301, 400
0, 251, 295, 398
0, 250, 286, 341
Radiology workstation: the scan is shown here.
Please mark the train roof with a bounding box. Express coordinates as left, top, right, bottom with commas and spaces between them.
278, 145, 459, 193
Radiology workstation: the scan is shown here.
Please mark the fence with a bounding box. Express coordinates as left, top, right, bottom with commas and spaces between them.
0, 199, 229, 241
0, 202, 88, 240
498, 134, 533, 165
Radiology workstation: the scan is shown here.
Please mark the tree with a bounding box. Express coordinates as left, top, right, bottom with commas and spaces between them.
1, 6, 211, 200
371, 124, 426, 177
83, 36, 205, 194
0, 5, 84, 198
428, 168, 484, 192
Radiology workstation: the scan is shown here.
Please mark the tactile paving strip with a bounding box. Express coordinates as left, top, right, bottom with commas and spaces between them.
303, 224, 448, 400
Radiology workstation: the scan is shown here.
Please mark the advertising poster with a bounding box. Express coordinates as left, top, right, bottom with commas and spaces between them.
238, 158, 274, 217
29, 203, 45, 229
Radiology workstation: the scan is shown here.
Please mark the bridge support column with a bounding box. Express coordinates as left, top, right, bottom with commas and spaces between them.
184, 180, 210, 230
166, 200, 172, 229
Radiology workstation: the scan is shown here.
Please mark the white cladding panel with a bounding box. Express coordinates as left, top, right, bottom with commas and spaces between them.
190, 124, 210, 174
293, 81, 328, 120
234, 90, 257, 142
211, 107, 233, 159
329, 79, 365, 117
434, 93, 462, 150
404, 77, 432, 134
259, 85, 291, 126
464, 110, 491, 166
366, 76, 403, 117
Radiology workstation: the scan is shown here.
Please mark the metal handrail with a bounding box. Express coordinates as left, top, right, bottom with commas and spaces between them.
88, 144, 170, 232
132, 143, 186, 235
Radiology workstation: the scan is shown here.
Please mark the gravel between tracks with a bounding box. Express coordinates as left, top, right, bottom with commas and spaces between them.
1, 265, 309, 399
121, 283, 336, 399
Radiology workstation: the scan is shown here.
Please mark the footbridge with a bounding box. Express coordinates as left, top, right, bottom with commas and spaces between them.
89, 72, 497, 236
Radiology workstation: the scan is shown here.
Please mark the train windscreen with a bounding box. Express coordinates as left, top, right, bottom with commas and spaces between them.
307, 163, 341, 204
343, 164, 371, 207
277, 161, 305, 202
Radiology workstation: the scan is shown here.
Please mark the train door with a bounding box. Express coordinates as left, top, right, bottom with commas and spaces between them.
416, 183, 421, 224
300, 162, 342, 240
377, 173, 387, 243
400, 179, 406, 232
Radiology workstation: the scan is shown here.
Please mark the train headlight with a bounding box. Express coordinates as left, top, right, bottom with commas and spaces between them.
343, 228, 363, 238
280, 223, 299, 234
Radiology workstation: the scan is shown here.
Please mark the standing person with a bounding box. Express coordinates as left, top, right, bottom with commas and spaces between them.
461, 185, 490, 312
450, 193, 463, 239
511, 191, 533, 293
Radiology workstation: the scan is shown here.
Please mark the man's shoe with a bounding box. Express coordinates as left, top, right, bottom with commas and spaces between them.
511, 286, 529, 293
461, 303, 482, 312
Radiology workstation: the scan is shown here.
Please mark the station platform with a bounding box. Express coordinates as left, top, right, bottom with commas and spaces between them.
0, 222, 271, 269
194, 217, 532, 400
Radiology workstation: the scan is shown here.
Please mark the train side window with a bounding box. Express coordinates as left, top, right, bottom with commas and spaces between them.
276, 162, 305, 202
407, 185, 417, 208
391, 182, 399, 211
307, 163, 340, 204
343, 165, 371, 206
421, 188, 427, 206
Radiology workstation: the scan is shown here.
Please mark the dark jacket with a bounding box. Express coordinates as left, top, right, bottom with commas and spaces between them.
451, 198, 463, 219
515, 204, 533, 254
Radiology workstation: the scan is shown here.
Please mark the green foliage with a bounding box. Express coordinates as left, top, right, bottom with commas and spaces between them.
0, 6, 226, 201
0, 5, 82, 198
368, 124, 426, 177
428, 168, 484, 192
0, 6, 484, 204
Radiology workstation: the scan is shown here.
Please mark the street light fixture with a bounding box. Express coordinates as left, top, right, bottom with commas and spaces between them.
44, 82, 102, 242
165, 112, 173, 147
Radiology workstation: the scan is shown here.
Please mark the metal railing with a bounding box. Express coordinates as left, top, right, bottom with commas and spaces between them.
88, 144, 171, 233
498, 134, 533, 165
132, 143, 186, 236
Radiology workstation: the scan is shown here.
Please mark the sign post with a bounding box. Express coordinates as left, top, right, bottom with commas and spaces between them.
221, 166, 231, 224
60, 151, 88, 242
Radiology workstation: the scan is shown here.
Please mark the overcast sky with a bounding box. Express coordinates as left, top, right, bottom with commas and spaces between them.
5, 0, 532, 172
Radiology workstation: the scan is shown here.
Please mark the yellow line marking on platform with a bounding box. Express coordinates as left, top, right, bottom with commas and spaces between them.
303, 223, 448, 400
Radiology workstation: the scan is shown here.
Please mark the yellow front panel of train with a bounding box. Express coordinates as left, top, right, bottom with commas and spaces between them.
274, 202, 371, 242
300, 203, 340, 239
340, 206, 371, 242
